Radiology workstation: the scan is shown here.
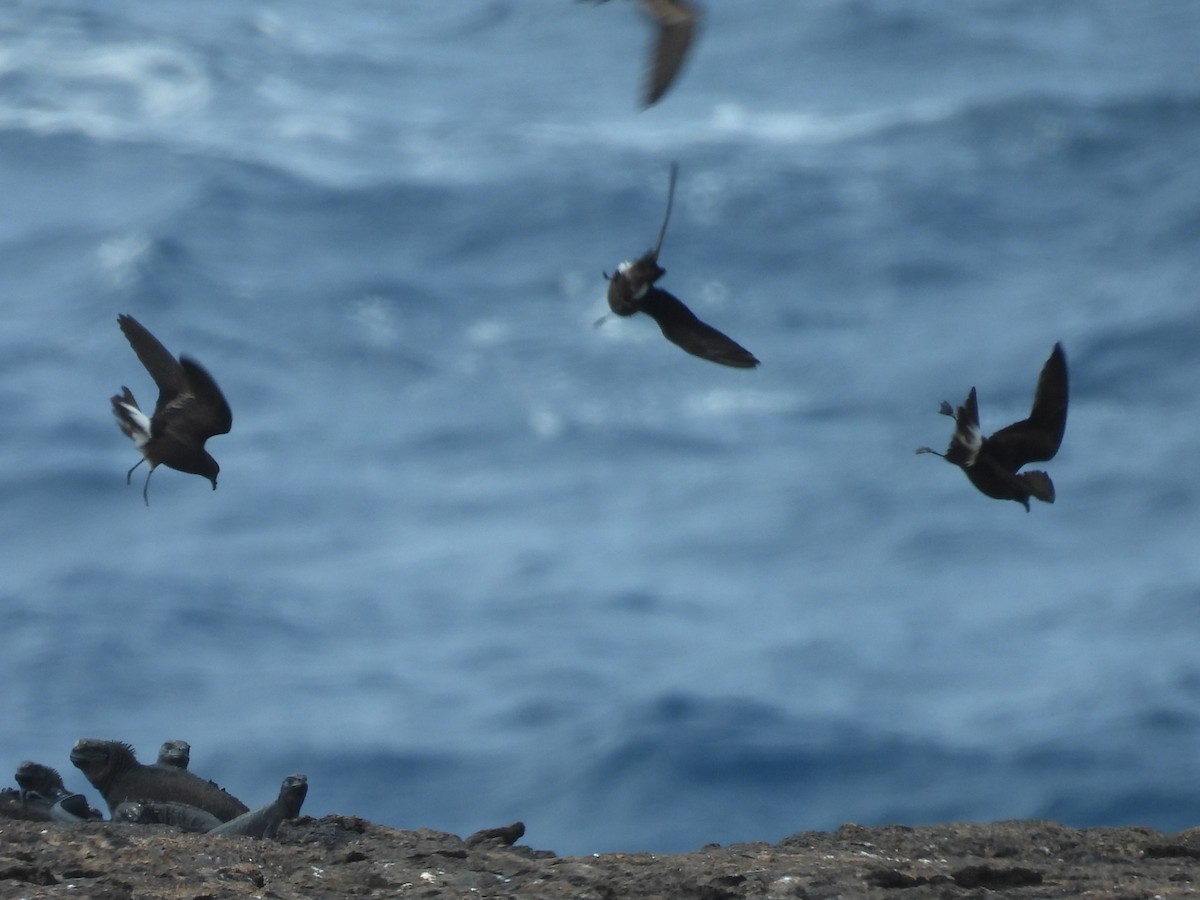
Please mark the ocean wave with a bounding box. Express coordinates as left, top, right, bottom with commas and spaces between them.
0, 39, 211, 140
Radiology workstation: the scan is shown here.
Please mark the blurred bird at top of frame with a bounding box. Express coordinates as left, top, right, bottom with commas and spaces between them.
586, 0, 701, 107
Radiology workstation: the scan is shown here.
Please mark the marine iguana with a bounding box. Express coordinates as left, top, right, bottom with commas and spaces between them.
70, 739, 248, 821
209, 774, 307, 839
155, 740, 191, 770
0, 786, 49, 821
49, 793, 106, 824
1, 761, 104, 822
1, 763, 56, 821
14, 760, 69, 798
114, 800, 222, 832
114, 775, 306, 838
466, 821, 526, 848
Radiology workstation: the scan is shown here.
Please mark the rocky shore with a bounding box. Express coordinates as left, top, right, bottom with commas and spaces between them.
2, 816, 1198, 898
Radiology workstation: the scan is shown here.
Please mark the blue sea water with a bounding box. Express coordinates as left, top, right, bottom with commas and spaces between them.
1, 0, 1199, 855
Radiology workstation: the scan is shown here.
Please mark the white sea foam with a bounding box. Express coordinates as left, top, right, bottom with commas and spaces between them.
0, 40, 211, 139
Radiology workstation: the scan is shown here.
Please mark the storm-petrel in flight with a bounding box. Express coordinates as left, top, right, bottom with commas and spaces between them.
916, 342, 1068, 511
111, 314, 232, 506
589, 0, 701, 107
602, 163, 759, 368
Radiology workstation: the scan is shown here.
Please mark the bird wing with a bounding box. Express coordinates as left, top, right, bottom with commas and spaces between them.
640, 0, 699, 106
175, 356, 233, 439
639, 288, 759, 368
117, 314, 187, 414
987, 342, 1068, 467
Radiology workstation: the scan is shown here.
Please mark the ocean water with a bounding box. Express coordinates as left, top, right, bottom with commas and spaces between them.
1, 0, 1199, 855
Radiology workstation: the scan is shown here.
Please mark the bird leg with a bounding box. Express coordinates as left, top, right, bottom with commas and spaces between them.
142, 467, 154, 507
125, 457, 145, 485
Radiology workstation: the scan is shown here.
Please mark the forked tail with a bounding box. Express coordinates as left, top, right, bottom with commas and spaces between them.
1017, 470, 1055, 504
111, 387, 151, 449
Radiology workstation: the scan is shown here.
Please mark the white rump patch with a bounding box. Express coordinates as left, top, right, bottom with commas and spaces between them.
615, 260, 649, 299
954, 423, 982, 466
118, 402, 153, 448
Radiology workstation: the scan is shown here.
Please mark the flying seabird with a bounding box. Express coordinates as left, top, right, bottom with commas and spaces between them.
589, 0, 701, 107
601, 162, 759, 368
916, 342, 1068, 511
111, 314, 232, 505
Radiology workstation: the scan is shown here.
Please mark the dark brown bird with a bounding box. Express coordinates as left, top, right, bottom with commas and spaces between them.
916, 342, 1068, 511
590, 0, 701, 107
603, 163, 759, 368
111, 314, 232, 505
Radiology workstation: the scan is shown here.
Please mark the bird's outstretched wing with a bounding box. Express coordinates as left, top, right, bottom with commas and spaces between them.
987, 342, 1068, 468
641, 0, 700, 106
175, 357, 233, 440
117, 314, 187, 413
640, 287, 759, 368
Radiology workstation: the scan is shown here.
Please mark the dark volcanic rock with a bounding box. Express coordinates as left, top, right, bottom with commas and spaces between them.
0, 817, 1197, 899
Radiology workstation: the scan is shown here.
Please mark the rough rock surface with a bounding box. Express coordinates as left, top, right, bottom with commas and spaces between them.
1, 816, 1198, 899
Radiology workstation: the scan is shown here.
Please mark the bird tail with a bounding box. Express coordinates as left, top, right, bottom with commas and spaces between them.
111, 387, 152, 449
1017, 470, 1055, 503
